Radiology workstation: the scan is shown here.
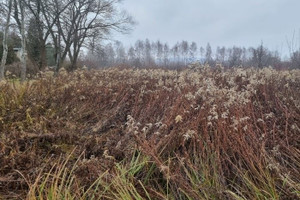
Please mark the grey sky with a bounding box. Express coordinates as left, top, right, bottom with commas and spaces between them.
114, 0, 300, 57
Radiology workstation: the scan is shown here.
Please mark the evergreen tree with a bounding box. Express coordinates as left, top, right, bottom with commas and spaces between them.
27, 18, 40, 66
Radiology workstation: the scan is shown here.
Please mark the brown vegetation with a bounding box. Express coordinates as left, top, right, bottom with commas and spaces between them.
0, 64, 299, 199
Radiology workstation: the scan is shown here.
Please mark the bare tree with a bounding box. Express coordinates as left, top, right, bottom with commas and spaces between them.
115, 41, 126, 64
156, 40, 163, 66
171, 43, 180, 67
163, 43, 169, 67
241, 47, 248, 64
53, 0, 134, 70
180, 40, 189, 65
0, 0, 13, 80
144, 39, 153, 66
189, 42, 197, 62
286, 31, 300, 69
291, 51, 300, 68
250, 42, 267, 68
13, 0, 27, 81
22, 0, 73, 70
205, 43, 213, 65
135, 40, 144, 66
105, 43, 115, 66
216, 46, 225, 65
127, 45, 136, 66
228, 46, 243, 67
199, 46, 204, 63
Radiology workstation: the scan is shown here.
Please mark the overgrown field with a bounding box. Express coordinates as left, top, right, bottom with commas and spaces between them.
0, 65, 299, 199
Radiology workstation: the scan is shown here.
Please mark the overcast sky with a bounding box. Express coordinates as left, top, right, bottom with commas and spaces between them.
114, 0, 300, 57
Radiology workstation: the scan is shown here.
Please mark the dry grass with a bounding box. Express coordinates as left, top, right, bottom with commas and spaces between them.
0, 64, 299, 199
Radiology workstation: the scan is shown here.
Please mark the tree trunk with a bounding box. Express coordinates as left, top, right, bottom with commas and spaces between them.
68, 40, 81, 71
19, 0, 27, 82
0, 41, 8, 81
0, 0, 13, 81
54, 34, 61, 74
20, 35, 27, 82
59, 42, 72, 69
71, 53, 79, 70
39, 42, 47, 70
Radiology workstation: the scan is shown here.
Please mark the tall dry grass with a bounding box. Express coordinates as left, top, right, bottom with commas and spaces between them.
0, 64, 299, 199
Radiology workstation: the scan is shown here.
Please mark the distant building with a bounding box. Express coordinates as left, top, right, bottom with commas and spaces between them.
13, 45, 55, 67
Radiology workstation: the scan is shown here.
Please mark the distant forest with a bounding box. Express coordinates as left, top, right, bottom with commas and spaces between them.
86, 39, 300, 69
1, 0, 299, 82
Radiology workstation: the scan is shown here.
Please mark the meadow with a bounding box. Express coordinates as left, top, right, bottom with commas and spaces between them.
0, 64, 299, 199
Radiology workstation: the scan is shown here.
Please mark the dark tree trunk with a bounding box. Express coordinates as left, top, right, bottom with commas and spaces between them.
39, 42, 47, 70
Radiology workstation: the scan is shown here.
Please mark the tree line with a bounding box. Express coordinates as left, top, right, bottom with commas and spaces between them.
86, 39, 300, 69
0, 0, 299, 82
0, 0, 133, 81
